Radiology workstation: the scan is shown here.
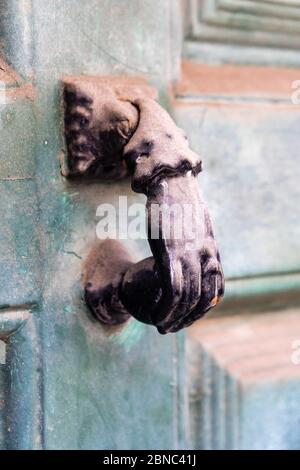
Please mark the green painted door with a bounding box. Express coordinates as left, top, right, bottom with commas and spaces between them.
1, 0, 300, 451
0, 0, 186, 450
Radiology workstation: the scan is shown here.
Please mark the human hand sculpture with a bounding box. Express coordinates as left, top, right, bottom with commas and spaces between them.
63, 77, 224, 334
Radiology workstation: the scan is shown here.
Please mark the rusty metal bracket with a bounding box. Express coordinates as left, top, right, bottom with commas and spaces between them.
62, 76, 155, 179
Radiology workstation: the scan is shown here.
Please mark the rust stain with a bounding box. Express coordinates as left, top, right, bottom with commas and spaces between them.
5, 83, 36, 101
172, 99, 298, 110
0, 57, 22, 85
188, 308, 300, 384
175, 60, 300, 99
0, 57, 36, 101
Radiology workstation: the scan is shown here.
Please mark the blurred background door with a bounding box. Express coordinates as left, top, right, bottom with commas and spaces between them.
0, 0, 300, 450
181, 0, 300, 450
0, 0, 186, 450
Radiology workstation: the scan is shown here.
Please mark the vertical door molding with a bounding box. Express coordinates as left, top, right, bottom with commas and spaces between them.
0, 308, 43, 449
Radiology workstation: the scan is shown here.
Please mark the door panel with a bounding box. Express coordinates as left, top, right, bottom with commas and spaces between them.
1, 0, 299, 451
181, 0, 300, 450
0, 0, 187, 450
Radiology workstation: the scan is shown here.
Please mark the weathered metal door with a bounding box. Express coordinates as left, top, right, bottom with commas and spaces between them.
1, 0, 300, 451
0, 0, 186, 450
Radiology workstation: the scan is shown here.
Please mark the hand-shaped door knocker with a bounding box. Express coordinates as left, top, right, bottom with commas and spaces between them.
62, 76, 224, 334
